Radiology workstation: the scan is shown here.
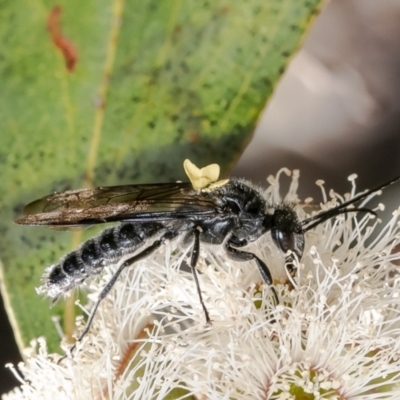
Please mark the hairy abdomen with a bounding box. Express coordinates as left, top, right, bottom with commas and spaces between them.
39, 222, 164, 300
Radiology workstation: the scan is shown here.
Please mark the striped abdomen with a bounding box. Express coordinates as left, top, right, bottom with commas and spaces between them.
39, 222, 164, 300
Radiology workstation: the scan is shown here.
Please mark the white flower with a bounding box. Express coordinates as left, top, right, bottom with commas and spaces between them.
4, 170, 400, 400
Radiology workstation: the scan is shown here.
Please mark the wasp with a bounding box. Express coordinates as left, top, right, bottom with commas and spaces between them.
15, 160, 400, 349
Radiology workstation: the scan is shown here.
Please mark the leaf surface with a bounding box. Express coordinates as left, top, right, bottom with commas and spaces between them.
0, 0, 325, 352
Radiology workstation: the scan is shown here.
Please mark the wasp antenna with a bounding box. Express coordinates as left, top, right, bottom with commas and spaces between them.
302, 207, 377, 232
301, 174, 400, 232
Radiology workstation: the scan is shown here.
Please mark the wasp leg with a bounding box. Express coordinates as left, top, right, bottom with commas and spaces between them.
189, 228, 211, 325
60, 230, 177, 362
284, 254, 298, 289
225, 241, 279, 305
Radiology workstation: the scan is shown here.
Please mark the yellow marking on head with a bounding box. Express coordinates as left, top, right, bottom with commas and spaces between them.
183, 159, 229, 191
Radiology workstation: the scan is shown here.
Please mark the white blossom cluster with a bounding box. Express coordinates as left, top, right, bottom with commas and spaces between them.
4, 170, 400, 400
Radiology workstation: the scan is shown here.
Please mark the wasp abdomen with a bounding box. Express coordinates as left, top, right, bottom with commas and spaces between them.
41, 222, 164, 300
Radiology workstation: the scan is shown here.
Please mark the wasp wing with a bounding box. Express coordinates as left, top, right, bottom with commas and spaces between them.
15, 182, 220, 226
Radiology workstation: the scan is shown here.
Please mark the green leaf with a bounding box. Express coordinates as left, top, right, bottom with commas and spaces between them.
0, 0, 325, 352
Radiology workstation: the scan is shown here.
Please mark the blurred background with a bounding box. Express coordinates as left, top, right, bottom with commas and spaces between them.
234, 0, 400, 205
1, 0, 400, 394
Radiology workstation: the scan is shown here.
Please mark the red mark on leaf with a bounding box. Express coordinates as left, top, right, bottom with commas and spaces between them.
47, 6, 78, 73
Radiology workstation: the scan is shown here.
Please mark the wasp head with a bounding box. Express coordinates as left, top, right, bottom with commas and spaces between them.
265, 204, 305, 261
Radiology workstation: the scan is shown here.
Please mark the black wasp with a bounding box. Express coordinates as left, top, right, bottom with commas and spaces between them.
15, 159, 400, 350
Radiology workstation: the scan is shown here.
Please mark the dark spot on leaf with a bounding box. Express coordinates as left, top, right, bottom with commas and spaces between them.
20, 235, 33, 247
180, 61, 190, 73
305, 1, 316, 8
164, 60, 172, 70
172, 24, 182, 37
262, 77, 271, 87
13, 203, 24, 215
